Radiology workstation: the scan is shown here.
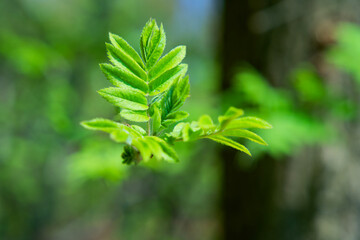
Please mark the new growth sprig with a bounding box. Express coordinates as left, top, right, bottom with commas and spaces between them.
81, 19, 272, 164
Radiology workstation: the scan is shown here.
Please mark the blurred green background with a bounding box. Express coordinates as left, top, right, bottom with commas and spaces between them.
1, 0, 360, 239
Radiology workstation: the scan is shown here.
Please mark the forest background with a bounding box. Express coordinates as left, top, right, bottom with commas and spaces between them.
1, 0, 360, 239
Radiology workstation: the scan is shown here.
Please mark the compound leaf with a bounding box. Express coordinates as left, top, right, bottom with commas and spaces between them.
81, 18, 272, 165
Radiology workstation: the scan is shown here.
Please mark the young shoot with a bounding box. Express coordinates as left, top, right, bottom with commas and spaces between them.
81, 19, 272, 164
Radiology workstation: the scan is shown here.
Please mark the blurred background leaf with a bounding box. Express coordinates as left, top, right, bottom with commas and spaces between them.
1, 0, 360, 240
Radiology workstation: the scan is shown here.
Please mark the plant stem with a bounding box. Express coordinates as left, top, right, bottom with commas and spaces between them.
146, 95, 152, 136
147, 118, 151, 136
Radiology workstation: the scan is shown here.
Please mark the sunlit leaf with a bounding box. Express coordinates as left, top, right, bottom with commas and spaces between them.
100, 63, 148, 93
140, 19, 156, 62
120, 109, 149, 122
206, 135, 251, 156
151, 105, 161, 134
226, 116, 272, 130
149, 46, 186, 80
198, 115, 215, 130
109, 33, 145, 69
82, 18, 271, 165
162, 111, 189, 127
146, 24, 166, 70
150, 137, 179, 162
221, 129, 268, 145
218, 107, 244, 129
106, 43, 147, 80
81, 118, 121, 133
131, 125, 147, 136
149, 64, 187, 95
98, 87, 148, 110
110, 130, 131, 143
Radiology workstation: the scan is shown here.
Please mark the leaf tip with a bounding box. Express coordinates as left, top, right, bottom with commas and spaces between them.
97, 89, 106, 96
80, 121, 88, 128
99, 63, 105, 69
179, 45, 186, 54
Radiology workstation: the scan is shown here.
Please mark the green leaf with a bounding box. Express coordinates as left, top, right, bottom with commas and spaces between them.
109, 33, 145, 69
140, 19, 156, 62
159, 75, 190, 124
81, 19, 272, 165
81, 118, 143, 140
120, 109, 149, 122
181, 123, 203, 142
162, 111, 189, 127
149, 64, 187, 95
140, 137, 163, 160
98, 87, 148, 111
131, 136, 179, 163
80, 118, 121, 133
149, 46, 186, 80
146, 24, 166, 70
131, 125, 147, 136
149, 137, 179, 162
218, 107, 244, 129
106, 43, 147, 80
221, 129, 268, 145
198, 115, 215, 130
206, 135, 251, 156
173, 75, 190, 109
151, 106, 162, 134
226, 117, 273, 130
168, 122, 185, 139
100, 63, 148, 94
132, 138, 153, 161
110, 129, 131, 143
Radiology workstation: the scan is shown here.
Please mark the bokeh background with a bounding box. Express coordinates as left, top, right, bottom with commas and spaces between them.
1, 0, 360, 239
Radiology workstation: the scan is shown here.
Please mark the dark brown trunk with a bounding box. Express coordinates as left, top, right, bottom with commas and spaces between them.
219, 0, 282, 239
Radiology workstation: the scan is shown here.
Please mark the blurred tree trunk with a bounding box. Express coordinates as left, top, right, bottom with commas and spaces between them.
219, 0, 360, 239
218, 0, 314, 239
219, 1, 280, 239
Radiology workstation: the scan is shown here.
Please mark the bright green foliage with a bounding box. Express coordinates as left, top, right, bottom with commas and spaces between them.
165, 107, 271, 156
232, 66, 332, 157
327, 23, 360, 83
81, 19, 272, 164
